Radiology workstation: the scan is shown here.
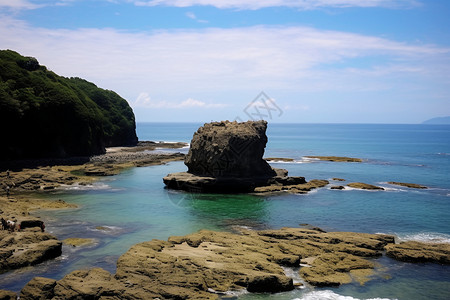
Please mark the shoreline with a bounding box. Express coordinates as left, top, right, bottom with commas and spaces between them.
1, 146, 449, 299
0, 142, 186, 277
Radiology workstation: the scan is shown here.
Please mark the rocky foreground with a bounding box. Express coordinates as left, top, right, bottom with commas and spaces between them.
1, 227, 448, 299
0, 142, 186, 276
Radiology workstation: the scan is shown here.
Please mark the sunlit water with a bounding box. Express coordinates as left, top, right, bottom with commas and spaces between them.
1, 123, 449, 299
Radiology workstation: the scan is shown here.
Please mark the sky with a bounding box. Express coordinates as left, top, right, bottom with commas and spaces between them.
1, 0, 449, 123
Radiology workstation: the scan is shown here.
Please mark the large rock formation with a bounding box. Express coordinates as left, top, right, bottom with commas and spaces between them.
185, 121, 275, 178
164, 121, 306, 193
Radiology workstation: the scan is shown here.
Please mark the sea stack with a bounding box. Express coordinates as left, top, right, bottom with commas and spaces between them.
164, 120, 298, 193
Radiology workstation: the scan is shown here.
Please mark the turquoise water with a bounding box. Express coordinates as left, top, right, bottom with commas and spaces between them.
1, 123, 449, 299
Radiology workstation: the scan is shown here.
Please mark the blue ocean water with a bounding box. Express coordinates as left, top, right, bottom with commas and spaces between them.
1, 123, 449, 299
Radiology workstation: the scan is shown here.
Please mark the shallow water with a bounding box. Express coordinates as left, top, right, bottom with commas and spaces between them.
1, 123, 449, 299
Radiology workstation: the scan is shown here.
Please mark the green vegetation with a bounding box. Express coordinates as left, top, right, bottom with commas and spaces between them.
0, 50, 137, 160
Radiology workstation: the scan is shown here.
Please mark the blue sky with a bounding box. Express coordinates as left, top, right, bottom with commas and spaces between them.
1, 0, 449, 123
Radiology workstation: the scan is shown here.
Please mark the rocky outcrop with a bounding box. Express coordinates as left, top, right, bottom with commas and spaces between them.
185, 121, 275, 178
0, 289, 17, 300
0, 231, 62, 273
347, 182, 384, 190
385, 241, 450, 264
13, 227, 450, 299
164, 121, 320, 193
387, 182, 427, 189
15, 228, 395, 299
253, 179, 329, 194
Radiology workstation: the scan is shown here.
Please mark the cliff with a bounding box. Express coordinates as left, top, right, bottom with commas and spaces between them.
0, 50, 137, 161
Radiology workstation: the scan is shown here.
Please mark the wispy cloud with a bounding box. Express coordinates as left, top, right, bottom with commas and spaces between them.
0, 16, 447, 113
134, 93, 227, 108
131, 0, 421, 10
185, 11, 208, 23
0, 0, 42, 10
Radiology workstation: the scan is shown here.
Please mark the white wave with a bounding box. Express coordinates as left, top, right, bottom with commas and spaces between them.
282, 266, 307, 288
295, 290, 395, 300
266, 157, 320, 164
340, 186, 382, 192
379, 186, 404, 192
397, 232, 450, 244
58, 182, 114, 191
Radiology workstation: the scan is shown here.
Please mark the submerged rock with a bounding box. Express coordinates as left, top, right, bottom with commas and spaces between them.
387, 182, 427, 189
164, 121, 318, 193
63, 238, 96, 247
305, 156, 362, 162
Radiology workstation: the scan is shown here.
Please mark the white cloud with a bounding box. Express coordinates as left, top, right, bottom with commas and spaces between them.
134, 93, 227, 108
131, 0, 421, 10
0, 0, 41, 10
0, 16, 448, 119
185, 11, 208, 23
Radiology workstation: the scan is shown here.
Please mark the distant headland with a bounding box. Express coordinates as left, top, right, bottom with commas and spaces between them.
422, 116, 450, 125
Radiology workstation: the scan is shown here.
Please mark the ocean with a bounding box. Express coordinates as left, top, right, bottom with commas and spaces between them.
1, 122, 449, 299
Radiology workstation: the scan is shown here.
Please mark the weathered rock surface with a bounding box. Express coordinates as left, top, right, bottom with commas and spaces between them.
185, 121, 275, 178
387, 181, 427, 189
0, 231, 62, 273
16, 227, 398, 299
13, 227, 450, 299
385, 241, 450, 264
0, 289, 17, 300
330, 185, 345, 190
347, 182, 385, 190
164, 121, 325, 193
253, 179, 329, 194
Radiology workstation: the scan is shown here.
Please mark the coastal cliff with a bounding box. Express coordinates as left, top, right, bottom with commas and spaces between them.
0, 50, 138, 161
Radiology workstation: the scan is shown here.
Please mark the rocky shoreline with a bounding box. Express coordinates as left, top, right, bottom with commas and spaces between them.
0, 142, 186, 276
1, 138, 449, 299
1, 227, 449, 299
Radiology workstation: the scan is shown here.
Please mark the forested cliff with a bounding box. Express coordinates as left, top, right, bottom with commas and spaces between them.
0, 50, 138, 160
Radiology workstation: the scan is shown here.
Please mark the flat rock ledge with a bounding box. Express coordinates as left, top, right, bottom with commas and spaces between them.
305, 156, 363, 162
7, 227, 448, 299
163, 169, 313, 193
347, 182, 385, 190
386, 241, 450, 264
387, 181, 428, 189
0, 231, 62, 274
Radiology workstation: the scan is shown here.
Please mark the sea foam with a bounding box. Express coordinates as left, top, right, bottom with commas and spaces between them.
398, 232, 450, 244
295, 290, 395, 300
58, 182, 114, 191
